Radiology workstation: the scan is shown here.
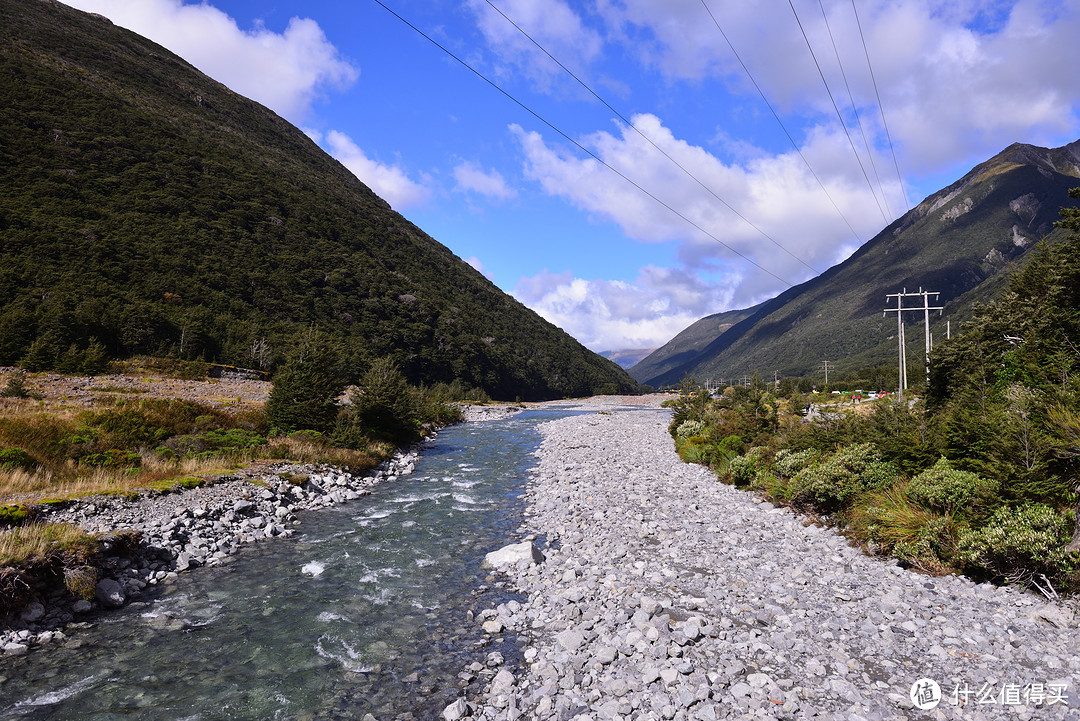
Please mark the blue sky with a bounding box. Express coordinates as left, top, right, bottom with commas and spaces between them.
62, 0, 1080, 353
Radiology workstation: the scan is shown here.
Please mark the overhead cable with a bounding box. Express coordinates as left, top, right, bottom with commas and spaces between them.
482, 0, 822, 276
369, 0, 795, 286
850, 0, 909, 212
816, 0, 893, 221
787, 0, 889, 225
698, 0, 864, 247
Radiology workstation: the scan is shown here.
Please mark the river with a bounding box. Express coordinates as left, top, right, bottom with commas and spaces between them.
0, 408, 581, 720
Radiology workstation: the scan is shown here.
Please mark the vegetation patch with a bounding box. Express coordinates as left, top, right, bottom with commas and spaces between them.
664, 188, 1080, 596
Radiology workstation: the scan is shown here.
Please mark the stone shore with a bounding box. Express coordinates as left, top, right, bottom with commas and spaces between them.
467, 407, 1080, 721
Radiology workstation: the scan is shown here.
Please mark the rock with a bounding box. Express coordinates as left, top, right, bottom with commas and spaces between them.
594, 645, 618, 664
556, 628, 585, 652
1031, 604, 1074, 628
20, 601, 46, 623
481, 541, 545, 569
482, 620, 504, 634
94, 578, 125, 608
441, 698, 470, 720
3, 642, 29, 656
490, 669, 515, 694
72, 600, 93, 614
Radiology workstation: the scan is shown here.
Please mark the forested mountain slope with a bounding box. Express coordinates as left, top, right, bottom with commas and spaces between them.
634, 140, 1080, 388
0, 0, 638, 400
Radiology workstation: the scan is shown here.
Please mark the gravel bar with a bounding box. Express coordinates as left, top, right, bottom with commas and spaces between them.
468, 408, 1080, 721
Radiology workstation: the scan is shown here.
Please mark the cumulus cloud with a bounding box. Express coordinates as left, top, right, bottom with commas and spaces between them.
60, 0, 358, 123
453, 161, 517, 201
513, 266, 738, 352
596, 0, 1080, 176
325, 131, 432, 210
510, 114, 899, 306
465, 0, 603, 90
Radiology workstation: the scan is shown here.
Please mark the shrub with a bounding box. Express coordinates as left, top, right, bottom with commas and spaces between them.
80, 449, 142, 468
0, 447, 35, 472
1, 370, 30, 398
774, 448, 816, 478
728, 446, 767, 486
908, 457, 997, 513
792, 443, 897, 511
956, 504, 1076, 587
676, 419, 706, 440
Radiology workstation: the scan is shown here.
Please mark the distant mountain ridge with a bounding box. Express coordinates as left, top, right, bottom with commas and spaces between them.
631, 140, 1080, 388
0, 0, 638, 400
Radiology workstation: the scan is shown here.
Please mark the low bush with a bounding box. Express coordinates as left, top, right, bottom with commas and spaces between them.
728, 447, 768, 486
79, 449, 141, 468
676, 419, 706, 440
0, 447, 35, 472
907, 457, 997, 514
774, 448, 816, 478
956, 504, 1076, 589
792, 443, 897, 511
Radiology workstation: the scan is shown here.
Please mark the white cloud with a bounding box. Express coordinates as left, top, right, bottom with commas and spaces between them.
325, 131, 432, 210
512, 266, 738, 352
465, 0, 603, 90
510, 114, 899, 306
60, 0, 358, 123
464, 256, 495, 280
453, 161, 517, 201
596, 0, 1080, 177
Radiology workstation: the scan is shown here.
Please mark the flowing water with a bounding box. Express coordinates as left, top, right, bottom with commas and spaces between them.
0, 408, 580, 720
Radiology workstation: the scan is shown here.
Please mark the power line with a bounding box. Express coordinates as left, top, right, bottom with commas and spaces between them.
482, 0, 822, 276
697, 0, 864, 248
787, 0, 889, 225
816, 0, 892, 221
850, 0, 909, 212
370, 0, 795, 286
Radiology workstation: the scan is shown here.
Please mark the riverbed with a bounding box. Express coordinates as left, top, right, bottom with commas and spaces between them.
0, 407, 589, 720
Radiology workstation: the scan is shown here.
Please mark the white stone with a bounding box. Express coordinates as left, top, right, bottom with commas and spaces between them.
481, 541, 545, 569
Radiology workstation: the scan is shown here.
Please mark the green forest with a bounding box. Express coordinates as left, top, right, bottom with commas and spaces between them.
669, 189, 1080, 595
0, 0, 638, 401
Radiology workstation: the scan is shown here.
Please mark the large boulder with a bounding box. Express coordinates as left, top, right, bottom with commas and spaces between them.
481, 541, 545, 569
95, 578, 126, 608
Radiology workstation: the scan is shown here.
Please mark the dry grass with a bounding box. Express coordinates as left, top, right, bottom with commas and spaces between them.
0, 435, 393, 506
0, 522, 97, 567
848, 481, 957, 573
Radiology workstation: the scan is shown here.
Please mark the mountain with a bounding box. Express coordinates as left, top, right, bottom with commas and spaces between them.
600, 348, 657, 370
633, 140, 1080, 388
0, 0, 638, 401
627, 306, 758, 384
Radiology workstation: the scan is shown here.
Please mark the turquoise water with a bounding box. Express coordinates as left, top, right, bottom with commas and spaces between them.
0, 409, 575, 720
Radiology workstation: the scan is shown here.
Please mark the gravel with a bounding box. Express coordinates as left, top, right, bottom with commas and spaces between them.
466, 406, 1080, 720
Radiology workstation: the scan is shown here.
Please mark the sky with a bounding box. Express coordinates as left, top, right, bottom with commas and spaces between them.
60, 0, 1080, 354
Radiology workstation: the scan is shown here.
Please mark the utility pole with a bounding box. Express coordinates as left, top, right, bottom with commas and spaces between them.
918, 288, 943, 384
885, 288, 943, 400
821, 360, 831, 387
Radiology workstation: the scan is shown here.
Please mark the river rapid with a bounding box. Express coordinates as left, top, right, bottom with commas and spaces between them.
0, 407, 585, 720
